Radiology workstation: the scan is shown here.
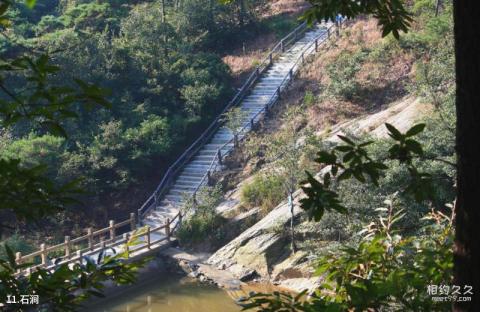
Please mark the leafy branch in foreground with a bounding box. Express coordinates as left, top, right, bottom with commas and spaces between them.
0, 159, 82, 230
240, 123, 452, 310
0, 54, 111, 138
302, 0, 414, 39
1, 3, 144, 310
300, 123, 434, 222
239, 201, 454, 311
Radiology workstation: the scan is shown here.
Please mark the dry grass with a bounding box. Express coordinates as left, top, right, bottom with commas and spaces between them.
223, 0, 309, 86
219, 17, 416, 194
222, 33, 277, 87
265, 0, 309, 17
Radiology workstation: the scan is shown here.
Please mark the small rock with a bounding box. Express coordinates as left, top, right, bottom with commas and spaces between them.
239, 269, 258, 282
188, 271, 200, 278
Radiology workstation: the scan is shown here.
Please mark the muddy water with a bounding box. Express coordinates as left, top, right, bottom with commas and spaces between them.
89, 274, 241, 312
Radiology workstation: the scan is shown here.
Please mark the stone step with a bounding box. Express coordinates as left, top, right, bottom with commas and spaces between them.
177, 174, 203, 181
193, 155, 216, 162
202, 143, 234, 150
189, 159, 214, 166
170, 188, 194, 196
171, 184, 197, 191
185, 162, 213, 169
165, 194, 184, 202
178, 170, 206, 178
174, 182, 198, 189
142, 23, 330, 226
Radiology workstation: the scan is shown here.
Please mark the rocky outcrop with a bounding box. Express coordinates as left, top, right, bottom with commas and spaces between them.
206, 96, 429, 293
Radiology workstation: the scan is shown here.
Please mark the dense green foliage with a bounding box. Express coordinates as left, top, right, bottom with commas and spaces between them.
1, 0, 271, 227
176, 185, 226, 247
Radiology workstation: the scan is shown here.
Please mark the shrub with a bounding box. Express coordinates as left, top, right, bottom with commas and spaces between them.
325, 50, 367, 100
176, 185, 227, 248
241, 174, 286, 213
303, 90, 315, 107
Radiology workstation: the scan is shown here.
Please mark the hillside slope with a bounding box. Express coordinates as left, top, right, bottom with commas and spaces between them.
207, 96, 430, 292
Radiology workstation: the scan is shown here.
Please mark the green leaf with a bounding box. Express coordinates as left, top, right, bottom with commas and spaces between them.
385, 123, 403, 141
405, 123, 426, 137
25, 0, 36, 9
337, 135, 355, 146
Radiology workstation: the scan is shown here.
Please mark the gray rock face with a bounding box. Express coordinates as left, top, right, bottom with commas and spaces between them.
208, 190, 305, 277
207, 96, 428, 293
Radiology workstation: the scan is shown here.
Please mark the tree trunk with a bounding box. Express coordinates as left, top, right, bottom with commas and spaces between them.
288, 193, 296, 253
453, 2, 480, 311
435, 0, 441, 17
238, 0, 245, 26
161, 0, 168, 58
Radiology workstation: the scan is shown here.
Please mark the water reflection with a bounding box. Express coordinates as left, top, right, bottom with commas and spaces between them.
89, 274, 240, 312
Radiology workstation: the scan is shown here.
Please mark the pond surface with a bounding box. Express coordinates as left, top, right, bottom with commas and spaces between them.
88, 274, 241, 312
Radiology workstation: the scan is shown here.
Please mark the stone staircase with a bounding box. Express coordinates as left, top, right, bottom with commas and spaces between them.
142, 22, 334, 229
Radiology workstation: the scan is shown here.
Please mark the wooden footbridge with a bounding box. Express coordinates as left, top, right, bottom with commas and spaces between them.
14, 19, 344, 275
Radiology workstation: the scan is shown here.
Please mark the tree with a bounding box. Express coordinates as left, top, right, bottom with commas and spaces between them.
221, 106, 248, 147
452, 3, 480, 311
0, 1, 145, 309
260, 106, 306, 253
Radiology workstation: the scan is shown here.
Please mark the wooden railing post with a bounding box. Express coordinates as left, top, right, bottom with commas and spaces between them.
269, 53, 273, 65
280, 40, 284, 52
15, 252, 21, 274
192, 192, 198, 206
109, 220, 116, 242
123, 233, 130, 258
234, 134, 238, 147
77, 250, 83, 264
130, 213, 136, 231
328, 28, 331, 39
64, 236, 71, 258
207, 170, 212, 185
217, 150, 222, 165
289, 69, 293, 80
146, 226, 151, 249
276, 87, 281, 100
40, 243, 46, 267
165, 218, 171, 241
315, 39, 318, 52
87, 227, 93, 251
336, 22, 340, 37
301, 52, 305, 64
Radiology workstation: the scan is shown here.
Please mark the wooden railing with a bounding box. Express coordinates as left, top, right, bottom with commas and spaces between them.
188, 20, 343, 202
137, 21, 311, 220
14, 212, 181, 276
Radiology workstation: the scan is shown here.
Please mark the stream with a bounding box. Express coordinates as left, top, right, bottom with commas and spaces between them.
87, 273, 241, 312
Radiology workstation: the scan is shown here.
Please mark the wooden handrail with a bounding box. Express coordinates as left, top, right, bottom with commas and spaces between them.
15, 210, 181, 275
15, 210, 179, 269
190, 20, 343, 200
137, 21, 312, 219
